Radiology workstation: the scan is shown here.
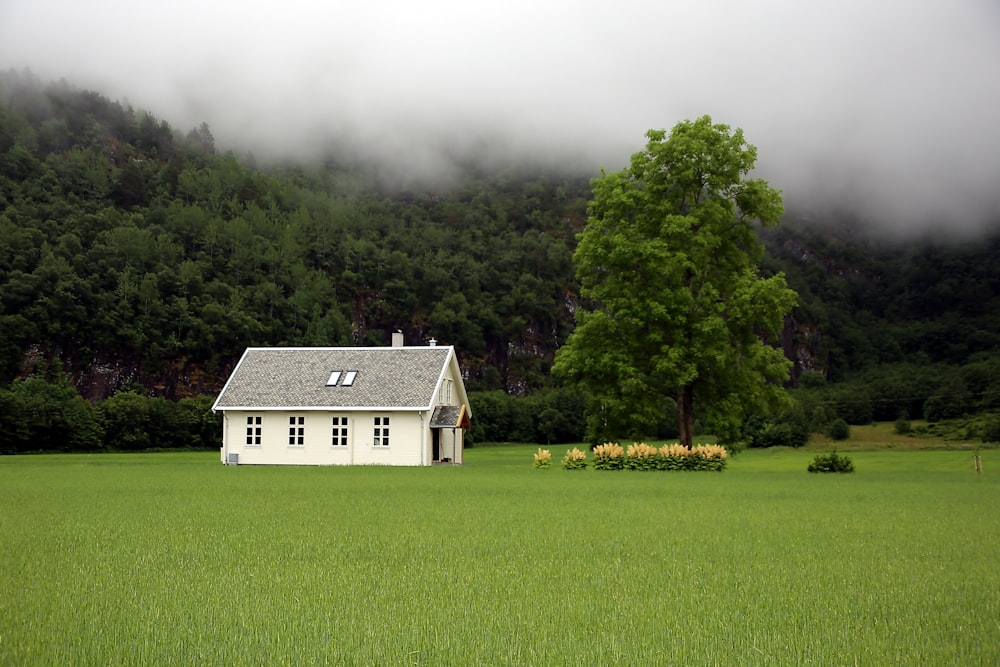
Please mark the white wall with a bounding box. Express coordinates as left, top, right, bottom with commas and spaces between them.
221, 410, 428, 466
433, 427, 464, 464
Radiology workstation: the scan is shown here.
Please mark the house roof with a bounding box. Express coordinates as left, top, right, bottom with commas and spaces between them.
212, 346, 459, 411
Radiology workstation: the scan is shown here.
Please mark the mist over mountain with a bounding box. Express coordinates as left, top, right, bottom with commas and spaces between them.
3, 0, 1000, 235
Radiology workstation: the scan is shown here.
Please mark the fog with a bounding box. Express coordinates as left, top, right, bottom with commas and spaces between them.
2, 0, 999, 235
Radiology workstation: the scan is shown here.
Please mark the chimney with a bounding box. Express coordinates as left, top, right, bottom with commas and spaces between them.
428, 338, 437, 347
392, 330, 404, 347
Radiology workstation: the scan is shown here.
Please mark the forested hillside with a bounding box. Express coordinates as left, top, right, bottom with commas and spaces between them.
0, 70, 589, 399
2, 70, 999, 450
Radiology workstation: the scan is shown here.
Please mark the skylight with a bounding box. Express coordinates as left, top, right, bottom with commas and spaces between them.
326, 370, 358, 387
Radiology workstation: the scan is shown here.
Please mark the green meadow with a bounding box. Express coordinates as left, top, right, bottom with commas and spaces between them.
1, 446, 997, 665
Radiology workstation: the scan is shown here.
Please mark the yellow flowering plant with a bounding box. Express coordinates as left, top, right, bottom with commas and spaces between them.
625, 442, 659, 470
533, 448, 552, 469
561, 447, 588, 470
593, 443, 625, 470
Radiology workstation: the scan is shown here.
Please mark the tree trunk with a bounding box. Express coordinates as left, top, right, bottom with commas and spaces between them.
677, 384, 695, 449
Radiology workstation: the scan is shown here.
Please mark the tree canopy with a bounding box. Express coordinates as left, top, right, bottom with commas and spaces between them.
554, 116, 797, 447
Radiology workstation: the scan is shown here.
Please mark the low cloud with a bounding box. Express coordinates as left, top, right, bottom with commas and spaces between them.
2, 0, 999, 234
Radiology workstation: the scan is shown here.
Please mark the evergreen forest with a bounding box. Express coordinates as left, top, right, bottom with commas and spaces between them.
2, 70, 999, 452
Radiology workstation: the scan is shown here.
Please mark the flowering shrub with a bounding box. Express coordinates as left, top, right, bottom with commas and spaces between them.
657, 443, 690, 470
562, 447, 588, 470
593, 443, 625, 470
688, 444, 728, 471
533, 448, 552, 469
625, 443, 659, 470
590, 442, 728, 471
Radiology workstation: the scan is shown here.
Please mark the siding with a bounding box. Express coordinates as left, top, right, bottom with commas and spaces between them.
222, 410, 427, 466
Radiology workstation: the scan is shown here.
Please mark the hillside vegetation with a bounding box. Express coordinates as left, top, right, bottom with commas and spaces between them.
2, 70, 1000, 451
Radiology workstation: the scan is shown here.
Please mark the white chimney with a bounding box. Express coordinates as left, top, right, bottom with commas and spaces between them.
428, 338, 437, 347
392, 331, 404, 347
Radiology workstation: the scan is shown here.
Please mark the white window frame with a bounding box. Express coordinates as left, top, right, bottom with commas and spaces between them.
288, 416, 305, 446
332, 416, 349, 447
373, 416, 390, 447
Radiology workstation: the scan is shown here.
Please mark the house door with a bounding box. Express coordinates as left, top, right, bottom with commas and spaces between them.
432, 429, 440, 462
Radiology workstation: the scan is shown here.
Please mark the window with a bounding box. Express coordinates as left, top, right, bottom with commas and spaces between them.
441, 379, 453, 404
373, 416, 390, 447
325, 370, 358, 386
289, 416, 305, 446
332, 416, 349, 447
246, 416, 262, 446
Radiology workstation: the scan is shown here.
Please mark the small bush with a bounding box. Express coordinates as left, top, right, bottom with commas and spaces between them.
893, 414, 911, 435
533, 448, 551, 469
808, 451, 855, 473
829, 418, 850, 441
561, 447, 588, 470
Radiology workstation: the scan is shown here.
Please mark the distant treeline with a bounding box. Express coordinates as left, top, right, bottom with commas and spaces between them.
0, 367, 587, 453
0, 369, 218, 454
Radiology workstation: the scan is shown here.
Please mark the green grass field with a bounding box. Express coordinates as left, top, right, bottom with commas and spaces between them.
1, 446, 997, 665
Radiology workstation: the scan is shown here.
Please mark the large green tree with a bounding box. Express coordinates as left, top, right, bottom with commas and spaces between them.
554, 116, 797, 447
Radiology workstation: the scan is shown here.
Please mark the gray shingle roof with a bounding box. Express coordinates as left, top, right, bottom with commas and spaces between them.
213, 347, 453, 410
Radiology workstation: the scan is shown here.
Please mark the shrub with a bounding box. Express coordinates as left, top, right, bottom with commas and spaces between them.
808, 451, 855, 473
561, 447, 588, 470
829, 418, 850, 441
592, 442, 624, 470
893, 414, 911, 435
687, 444, 728, 472
657, 443, 691, 471
625, 443, 659, 470
533, 448, 551, 469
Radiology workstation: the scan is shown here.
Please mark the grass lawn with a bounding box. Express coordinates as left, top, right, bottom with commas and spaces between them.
1, 446, 997, 665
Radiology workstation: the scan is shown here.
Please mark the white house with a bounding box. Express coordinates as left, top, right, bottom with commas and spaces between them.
212, 338, 471, 466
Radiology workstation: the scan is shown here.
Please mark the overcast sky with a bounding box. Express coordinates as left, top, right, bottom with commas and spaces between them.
2, 0, 999, 235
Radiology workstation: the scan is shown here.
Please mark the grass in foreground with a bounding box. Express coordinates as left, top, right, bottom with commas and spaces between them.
1, 448, 997, 665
